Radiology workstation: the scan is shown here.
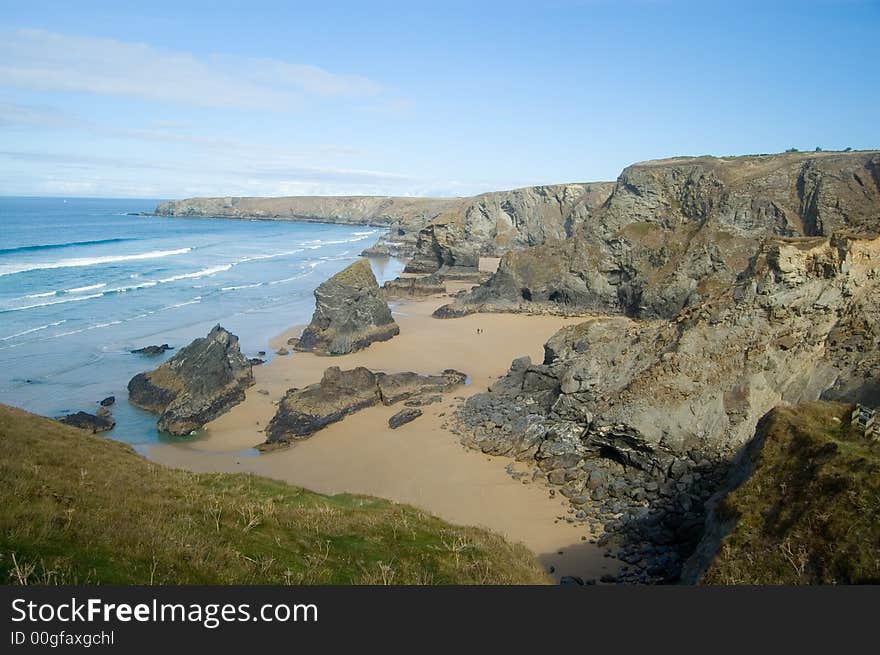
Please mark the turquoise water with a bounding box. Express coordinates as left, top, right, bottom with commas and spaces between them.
0, 197, 403, 449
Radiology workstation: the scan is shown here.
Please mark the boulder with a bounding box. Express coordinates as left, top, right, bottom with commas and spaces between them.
58, 411, 115, 433
389, 408, 423, 429
127, 325, 254, 436
296, 259, 399, 355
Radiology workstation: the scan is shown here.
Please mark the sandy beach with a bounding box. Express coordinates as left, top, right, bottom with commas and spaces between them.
149, 287, 617, 583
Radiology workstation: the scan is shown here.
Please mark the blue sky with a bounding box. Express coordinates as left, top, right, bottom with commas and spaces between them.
1, 0, 877, 198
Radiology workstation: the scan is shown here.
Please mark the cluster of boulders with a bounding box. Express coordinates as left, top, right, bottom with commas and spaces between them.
128, 325, 254, 435
264, 366, 466, 445
57, 395, 117, 434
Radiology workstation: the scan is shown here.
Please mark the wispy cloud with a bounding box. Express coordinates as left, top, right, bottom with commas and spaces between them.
0, 29, 382, 108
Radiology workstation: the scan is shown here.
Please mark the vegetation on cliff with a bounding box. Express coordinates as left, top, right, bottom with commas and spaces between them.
0, 404, 547, 585
700, 402, 880, 584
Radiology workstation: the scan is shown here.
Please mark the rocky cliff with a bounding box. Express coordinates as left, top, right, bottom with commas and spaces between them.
454, 232, 880, 582
154, 183, 615, 268
155, 195, 460, 226
439, 151, 880, 318
404, 183, 614, 273
128, 325, 254, 435
294, 258, 399, 355
156, 195, 463, 259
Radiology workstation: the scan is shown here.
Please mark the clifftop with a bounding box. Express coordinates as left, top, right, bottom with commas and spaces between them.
683, 401, 880, 585
0, 403, 547, 584
155, 194, 462, 226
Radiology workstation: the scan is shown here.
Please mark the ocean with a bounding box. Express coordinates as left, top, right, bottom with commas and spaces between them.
0, 197, 403, 451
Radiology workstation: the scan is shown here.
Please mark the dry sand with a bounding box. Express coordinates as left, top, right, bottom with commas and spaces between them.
149, 292, 617, 583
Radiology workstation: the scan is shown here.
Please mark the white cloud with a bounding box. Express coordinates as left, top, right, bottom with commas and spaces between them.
0, 29, 382, 109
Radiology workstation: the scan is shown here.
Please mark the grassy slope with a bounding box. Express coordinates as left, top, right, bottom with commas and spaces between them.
703, 401, 880, 584
0, 404, 547, 585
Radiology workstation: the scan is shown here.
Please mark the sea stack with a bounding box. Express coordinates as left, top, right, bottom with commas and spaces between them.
127, 325, 254, 435
296, 258, 400, 355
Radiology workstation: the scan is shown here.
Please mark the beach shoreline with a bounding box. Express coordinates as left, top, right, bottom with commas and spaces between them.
147, 284, 618, 583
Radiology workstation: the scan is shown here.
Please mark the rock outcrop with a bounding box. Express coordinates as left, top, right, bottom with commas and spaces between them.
438, 151, 880, 318
296, 259, 400, 355
58, 411, 115, 433
382, 275, 446, 298
127, 325, 254, 435
154, 185, 615, 274
265, 366, 465, 444
131, 344, 173, 356
454, 233, 880, 582
404, 183, 614, 274
389, 408, 423, 429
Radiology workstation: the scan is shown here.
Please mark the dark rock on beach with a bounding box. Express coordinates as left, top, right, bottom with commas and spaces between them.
131, 344, 173, 356
58, 411, 115, 433
382, 275, 445, 298
264, 366, 466, 444
388, 408, 423, 429
295, 259, 399, 355
127, 325, 254, 436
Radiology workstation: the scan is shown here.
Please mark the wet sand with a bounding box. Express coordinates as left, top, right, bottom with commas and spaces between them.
149, 293, 617, 583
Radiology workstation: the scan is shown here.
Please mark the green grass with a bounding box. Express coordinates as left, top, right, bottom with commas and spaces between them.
703, 401, 880, 584
0, 404, 548, 585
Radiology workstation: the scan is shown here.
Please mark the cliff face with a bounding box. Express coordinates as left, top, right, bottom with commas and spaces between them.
156, 195, 464, 259
454, 233, 880, 582
155, 195, 461, 225
404, 183, 614, 273
154, 183, 615, 269
441, 151, 880, 318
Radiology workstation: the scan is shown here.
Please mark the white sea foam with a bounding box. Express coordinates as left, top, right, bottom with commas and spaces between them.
221, 282, 264, 291
0, 320, 66, 341
159, 297, 202, 311
65, 283, 108, 294
102, 280, 160, 295
0, 247, 191, 277
21, 282, 108, 302
238, 248, 305, 263
157, 264, 231, 284
2, 292, 106, 313
268, 271, 313, 285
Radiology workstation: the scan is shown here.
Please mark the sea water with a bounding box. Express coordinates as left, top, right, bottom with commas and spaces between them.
0, 197, 403, 450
